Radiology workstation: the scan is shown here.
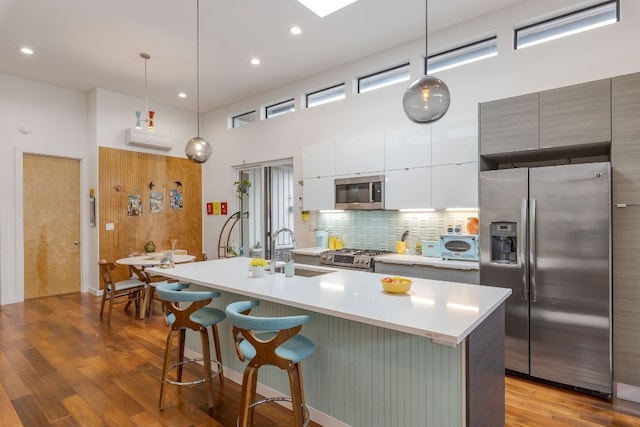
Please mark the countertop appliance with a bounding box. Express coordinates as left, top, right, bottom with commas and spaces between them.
335, 175, 384, 210
479, 162, 612, 395
320, 248, 393, 271
440, 234, 479, 261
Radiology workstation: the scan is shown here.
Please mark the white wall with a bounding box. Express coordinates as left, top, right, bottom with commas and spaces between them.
0, 74, 89, 304
200, 0, 640, 253
0, 79, 195, 303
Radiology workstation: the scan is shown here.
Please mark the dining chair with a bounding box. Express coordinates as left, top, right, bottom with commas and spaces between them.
156, 282, 226, 410
226, 300, 315, 427
98, 259, 146, 322
127, 252, 170, 316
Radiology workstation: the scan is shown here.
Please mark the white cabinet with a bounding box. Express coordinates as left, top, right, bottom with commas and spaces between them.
303, 143, 335, 178
302, 176, 334, 211
431, 162, 478, 209
431, 117, 477, 166
385, 167, 431, 210
384, 127, 431, 170
335, 134, 385, 175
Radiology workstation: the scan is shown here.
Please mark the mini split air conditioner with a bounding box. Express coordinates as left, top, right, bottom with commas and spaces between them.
125, 128, 173, 151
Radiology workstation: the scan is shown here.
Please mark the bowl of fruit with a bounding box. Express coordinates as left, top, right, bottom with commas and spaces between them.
380, 276, 413, 294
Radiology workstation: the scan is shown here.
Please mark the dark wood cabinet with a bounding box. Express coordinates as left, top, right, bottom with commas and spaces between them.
479, 93, 539, 156
612, 73, 640, 205
540, 79, 611, 149
479, 79, 611, 159
611, 72, 640, 387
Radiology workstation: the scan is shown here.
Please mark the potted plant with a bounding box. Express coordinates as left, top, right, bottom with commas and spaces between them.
301, 210, 310, 222
249, 257, 268, 277
234, 178, 251, 199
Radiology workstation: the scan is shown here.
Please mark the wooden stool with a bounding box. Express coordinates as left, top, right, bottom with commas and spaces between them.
226, 300, 315, 427
156, 282, 226, 410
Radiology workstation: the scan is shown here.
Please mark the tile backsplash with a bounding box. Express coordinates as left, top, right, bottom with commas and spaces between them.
316, 210, 479, 253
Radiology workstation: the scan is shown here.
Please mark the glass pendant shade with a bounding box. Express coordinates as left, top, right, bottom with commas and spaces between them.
402, 75, 451, 124
185, 136, 212, 163
185, 0, 212, 164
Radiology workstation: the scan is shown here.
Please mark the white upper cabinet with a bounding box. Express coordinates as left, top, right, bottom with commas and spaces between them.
335, 134, 385, 175
303, 143, 335, 178
431, 162, 478, 209
302, 176, 334, 211
384, 127, 431, 170
431, 117, 478, 166
385, 167, 432, 210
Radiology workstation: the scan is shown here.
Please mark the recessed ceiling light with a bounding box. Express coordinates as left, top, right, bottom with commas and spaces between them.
296, 0, 357, 18
178, 92, 187, 98
250, 58, 261, 65
20, 47, 34, 55
290, 26, 302, 35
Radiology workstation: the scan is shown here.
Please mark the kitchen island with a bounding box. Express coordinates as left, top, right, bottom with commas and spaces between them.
147, 257, 510, 427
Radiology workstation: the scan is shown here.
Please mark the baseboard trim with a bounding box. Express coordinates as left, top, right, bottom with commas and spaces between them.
617, 382, 640, 403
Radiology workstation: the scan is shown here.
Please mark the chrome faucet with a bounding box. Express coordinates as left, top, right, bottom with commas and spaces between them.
270, 227, 297, 273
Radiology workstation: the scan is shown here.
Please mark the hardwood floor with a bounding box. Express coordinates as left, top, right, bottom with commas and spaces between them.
1, 292, 639, 426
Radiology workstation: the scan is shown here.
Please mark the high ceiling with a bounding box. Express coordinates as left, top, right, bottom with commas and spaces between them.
0, 0, 527, 113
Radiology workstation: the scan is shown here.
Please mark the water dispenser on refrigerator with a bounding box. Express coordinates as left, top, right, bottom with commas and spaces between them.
490, 222, 518, 264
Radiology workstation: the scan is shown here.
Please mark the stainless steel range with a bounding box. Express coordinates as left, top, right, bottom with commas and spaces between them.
320, 248, 393, 271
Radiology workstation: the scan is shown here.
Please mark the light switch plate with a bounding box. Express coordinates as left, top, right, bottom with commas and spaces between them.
106, 223, 114, 231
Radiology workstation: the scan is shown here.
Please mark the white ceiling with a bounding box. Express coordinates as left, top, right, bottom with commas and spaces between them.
0, 0, 527, 113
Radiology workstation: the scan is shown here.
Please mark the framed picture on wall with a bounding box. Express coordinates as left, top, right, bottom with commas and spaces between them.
170, 189, 183, 210
128, 193, 142, 216
150, 191, 164, 213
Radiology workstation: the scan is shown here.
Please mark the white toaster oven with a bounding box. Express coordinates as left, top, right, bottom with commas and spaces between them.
440, 234, 479, 261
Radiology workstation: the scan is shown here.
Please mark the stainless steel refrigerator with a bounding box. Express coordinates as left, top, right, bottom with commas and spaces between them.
479, 162, 612, 395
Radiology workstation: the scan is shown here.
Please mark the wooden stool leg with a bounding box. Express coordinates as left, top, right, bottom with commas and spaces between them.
239, 366, 259, 427
200, 328, 214, 408
211, 324, 224, 384
159, 329, 176, 410
288, 363, 305, 427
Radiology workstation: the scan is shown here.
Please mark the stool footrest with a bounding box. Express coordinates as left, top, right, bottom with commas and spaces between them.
237, 396, 310, 427
166, 358, 222, 386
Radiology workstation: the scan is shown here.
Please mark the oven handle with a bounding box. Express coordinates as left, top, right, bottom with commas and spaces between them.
320, 262, 373, 272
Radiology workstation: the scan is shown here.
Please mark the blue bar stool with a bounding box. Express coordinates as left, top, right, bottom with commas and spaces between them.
156, 282, 226, 410
226, 300, 315, 427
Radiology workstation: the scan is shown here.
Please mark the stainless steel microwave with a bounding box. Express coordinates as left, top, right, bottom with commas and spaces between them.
335, 175, 384, 210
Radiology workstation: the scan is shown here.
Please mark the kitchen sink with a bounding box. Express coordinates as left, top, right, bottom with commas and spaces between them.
274, 264, 336, 277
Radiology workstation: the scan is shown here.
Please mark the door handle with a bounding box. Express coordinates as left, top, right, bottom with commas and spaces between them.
520, 198, 528, 300
74, 240, 80, 245
530, 199, 537, 303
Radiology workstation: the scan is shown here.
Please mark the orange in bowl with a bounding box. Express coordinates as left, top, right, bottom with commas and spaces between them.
381, 276, 412, 294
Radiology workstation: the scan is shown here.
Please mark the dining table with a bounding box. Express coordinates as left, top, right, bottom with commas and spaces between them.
115, 253, 196, 319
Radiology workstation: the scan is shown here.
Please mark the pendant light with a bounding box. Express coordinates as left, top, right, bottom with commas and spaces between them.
185, 0, 213, 163
135, 52, 155, 131
402, 0, 450, 124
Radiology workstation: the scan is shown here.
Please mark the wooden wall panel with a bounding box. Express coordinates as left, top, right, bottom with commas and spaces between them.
98, 147, 202, 284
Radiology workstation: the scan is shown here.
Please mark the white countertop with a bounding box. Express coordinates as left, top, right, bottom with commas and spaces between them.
375, 254, 479, 271
291, 247, 327, 256
147, 257, 509, 347
292, 247, 479, 271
